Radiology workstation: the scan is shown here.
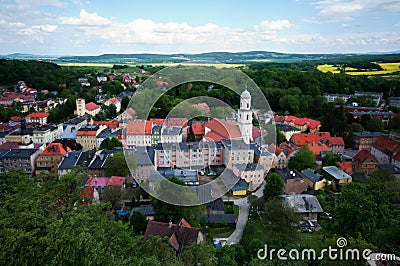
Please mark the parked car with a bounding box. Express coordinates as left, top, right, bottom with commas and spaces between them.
207, 171, 217, 176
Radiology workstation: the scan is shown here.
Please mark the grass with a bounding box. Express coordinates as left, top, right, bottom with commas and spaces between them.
317, 62, 400, 75
147, 62, 245, 68
208, 226, 235, 238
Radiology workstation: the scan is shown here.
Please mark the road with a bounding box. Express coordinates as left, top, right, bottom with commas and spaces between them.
226, 182, 265, 245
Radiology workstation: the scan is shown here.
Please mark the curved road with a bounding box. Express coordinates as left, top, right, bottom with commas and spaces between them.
226, 182, 265, 245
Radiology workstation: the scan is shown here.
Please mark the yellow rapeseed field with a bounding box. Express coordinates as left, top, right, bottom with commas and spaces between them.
317, 63, 400, 75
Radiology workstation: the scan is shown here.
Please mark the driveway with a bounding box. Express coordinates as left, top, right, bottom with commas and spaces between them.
226, 182, 265, 245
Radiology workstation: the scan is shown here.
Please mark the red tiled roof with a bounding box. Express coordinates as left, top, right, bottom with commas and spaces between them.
26, 112, 49, 119
191, 122, 205, 135
338, 161, 353, 175
274, 115, 285, 123
204, 118, 242, 142
307, 143, 330, 156
10, 116, 21, 122
291, 133, 320, 146
353, 149, 374, 163
149, 118, 165, 125
93, 121, 119, 128
372, 135, 400, 154
279, 142, 295, 156
106, 97, 119, 104
107, 176, 125, 186
85, 102, 100, 111
144, 219, 201, 253
285, 116, 321, 129
41, 143, 71, 156
77, 130, 97, 136
252, 126, 266, 140
126, 120, 152, 135
85, 177, 110, 187
165, 118, 188, 127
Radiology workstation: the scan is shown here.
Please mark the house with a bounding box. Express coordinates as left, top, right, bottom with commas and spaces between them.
322, 166, 352, 185
191, 122, 205, 141
0, 148, 41, 176
352, 131, 383, 151
151, 124, 162, 145
58, 150, 96, 177
64, 117, 88, 129
25, 112, 49, 125
290, 132, 344, 156
204, 214, 238, 225
284, 116, 321, 133
276, 169, 308, 194
301, 169, 330, 190
252, 126, 267, 145
129, 146, 155, 184
353, 149, 379, 175
206, 198, 225, 215
144, 218, 205, 255
280, 194, 323, 222
35, 143, 71, 175
124, 120, 153, 148
233, 163, 265, 191
75, 98, 101, 117
161, 126, 183, 144
104, 97, 121, 113
221, 139, 254, 169
268, 144, 290, 169
337, 161, 353, 175
252, 143, 274, 172
97, 76, 107, 83
32, 124, 63, 144
87, 149, 123, 178
348, 111, 396, 126
76, 125, 107, 150
231, 178, 248, 196
154, 142, 223, 169
370, 135, 400, 165
276, 123, 301, 141
131, 206, 155, 220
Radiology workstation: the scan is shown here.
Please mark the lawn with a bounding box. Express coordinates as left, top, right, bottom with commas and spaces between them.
208, 226, 235, 238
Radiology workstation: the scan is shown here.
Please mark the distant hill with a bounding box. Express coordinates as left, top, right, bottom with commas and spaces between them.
1, 50, 400, 65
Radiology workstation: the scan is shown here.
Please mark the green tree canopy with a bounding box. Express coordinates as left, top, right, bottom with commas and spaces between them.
288, 145, 315, 171
104, 152, 129, 177
263, 173, 285, 201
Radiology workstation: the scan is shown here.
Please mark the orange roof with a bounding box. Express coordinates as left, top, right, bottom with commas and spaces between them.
106, 97, 119, 104
338, 161, 353, 175
279, 142, 295, 156
204, 118, 242, 142
191, 122, 205, 135
291, 133, 321, 146
107, 176, 125, 186
274, 115, 286, 123
93, 121, 119, 128
285, 116, 321, 129
307, 143, 330, 156
126, 120, 152, 135
41, 143, 71, 156
26, 112, 49, 119
85, 102, 100, 111
77, 130, 97, 136
165, 118, 188, 127
149, 118, 165, 125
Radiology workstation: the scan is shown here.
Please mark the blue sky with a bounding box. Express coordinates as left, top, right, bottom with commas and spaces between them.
0, 0, 399, 55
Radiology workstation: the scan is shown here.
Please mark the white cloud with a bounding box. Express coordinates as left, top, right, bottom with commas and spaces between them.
313, 0, 400, 21
254, 20, 292, 31
17, 24, 58, 35
61, 9, 112, 26
14, 0, 67, 8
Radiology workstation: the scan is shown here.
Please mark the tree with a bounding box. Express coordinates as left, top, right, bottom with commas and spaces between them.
187, 125, 196, 142
100, 137, 122, 150
263, 173, 285, 201
276, 128, 286, 145
288, 145, 315, 171
120, 96, 130, 112
365, 117, 384, 132
322, 153, 341, 167
130, 211, 148, 235
389, 114, 400, 130
104, 152, 129, 177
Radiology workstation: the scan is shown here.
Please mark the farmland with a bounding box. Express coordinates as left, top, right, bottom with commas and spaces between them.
317, 62, 400, 75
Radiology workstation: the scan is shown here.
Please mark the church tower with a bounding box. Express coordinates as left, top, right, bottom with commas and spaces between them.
237, 90, 253, 144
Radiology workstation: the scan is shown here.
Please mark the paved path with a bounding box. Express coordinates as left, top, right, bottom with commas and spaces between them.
226, 182, 265, 245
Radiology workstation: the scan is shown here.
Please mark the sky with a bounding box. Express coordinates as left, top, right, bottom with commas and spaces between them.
0, 0, 399, 55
